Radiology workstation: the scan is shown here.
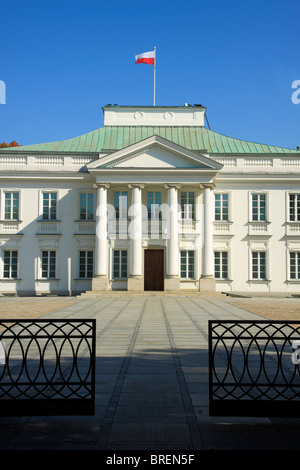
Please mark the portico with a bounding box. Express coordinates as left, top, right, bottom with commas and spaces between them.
87, 131, 222, 292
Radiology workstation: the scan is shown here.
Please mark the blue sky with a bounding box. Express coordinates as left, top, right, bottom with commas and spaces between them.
0, 0, 299, 150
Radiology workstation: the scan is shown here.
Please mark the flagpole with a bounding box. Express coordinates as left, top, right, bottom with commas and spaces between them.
153, 46, 156, 106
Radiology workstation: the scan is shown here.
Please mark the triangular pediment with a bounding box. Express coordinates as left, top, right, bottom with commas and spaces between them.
87, 135, 222, 171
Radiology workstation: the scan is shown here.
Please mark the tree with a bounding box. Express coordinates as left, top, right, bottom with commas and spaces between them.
8, 140, 19, 147
0, 141, 20, 148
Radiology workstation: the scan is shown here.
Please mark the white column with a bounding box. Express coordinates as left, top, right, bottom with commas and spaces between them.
92, 183, 110, 290
199, 183, 216, 291
128, 183, 144, 290
164, 183, 181, 290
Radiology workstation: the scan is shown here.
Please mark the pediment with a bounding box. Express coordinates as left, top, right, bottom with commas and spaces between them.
87, 135, 222, 171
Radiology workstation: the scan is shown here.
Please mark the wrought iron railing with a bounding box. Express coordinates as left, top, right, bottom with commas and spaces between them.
209, 320, 300, 417
0, 319, 96, 416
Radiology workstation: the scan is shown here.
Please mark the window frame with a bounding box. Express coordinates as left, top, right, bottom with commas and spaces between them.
42, 192, 57, 221
289, 251, 300, 280
251, 251, 267, 280
114, 191, 128, 221
41, 250, 56, 279
251, 193, 267, 222
79, 250, 94, 278
180, 250, 195, 279
289, 193, 300, 222
79, 192, 94, 221
3, 250, 18, 279
214, 251, 229, 279
4, 192, 19, 220
147, 191, 162, 220
180, 191, 195, 220
113, 250, 128, 279
215, 193, 229, 222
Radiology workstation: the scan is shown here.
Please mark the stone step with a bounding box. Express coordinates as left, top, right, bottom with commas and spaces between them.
78, 290, 226, 298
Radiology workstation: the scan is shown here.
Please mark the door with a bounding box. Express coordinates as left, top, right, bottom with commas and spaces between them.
144, 249, 164, 291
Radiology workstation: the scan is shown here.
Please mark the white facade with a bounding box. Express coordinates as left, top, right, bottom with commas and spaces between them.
0, 105, 300, 296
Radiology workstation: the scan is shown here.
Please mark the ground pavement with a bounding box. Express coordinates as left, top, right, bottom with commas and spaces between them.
0, 293, 299, 451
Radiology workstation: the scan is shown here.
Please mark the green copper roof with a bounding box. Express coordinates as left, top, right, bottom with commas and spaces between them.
1, 126, 298, 155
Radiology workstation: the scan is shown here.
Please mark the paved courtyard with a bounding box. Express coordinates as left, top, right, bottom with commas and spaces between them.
0, 293, 300, 451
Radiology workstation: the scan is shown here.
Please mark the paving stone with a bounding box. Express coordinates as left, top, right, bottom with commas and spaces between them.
0, 294, 300, 450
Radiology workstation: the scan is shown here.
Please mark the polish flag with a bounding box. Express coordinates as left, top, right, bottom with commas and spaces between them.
135, 50, 155, 65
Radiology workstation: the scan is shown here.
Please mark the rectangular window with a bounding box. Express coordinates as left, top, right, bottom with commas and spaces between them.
5, 192, 19, 220
80, 193, 94, 220
147, 192, 161, 220
289, 194, 300, 222
114, 192, 128, 220
214, 251, 228, 279
113, 250, 128, 279
3, 250, 18, 278
290, 252, 300, 280
215, 193, 229, 221
252, 193, 266, 221
252, 251, 266, 280
41, 250, 56, 278
79, 250, 93, 278
43, 192, 57, 220
180, 251, 195, 279
181, 192, 195, 220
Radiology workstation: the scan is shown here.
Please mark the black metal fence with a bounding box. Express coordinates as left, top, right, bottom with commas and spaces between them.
0, 319, 96, 416
209, 320, 300, 417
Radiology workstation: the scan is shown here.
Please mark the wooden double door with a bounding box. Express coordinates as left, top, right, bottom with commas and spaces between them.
144, 249, 164, 291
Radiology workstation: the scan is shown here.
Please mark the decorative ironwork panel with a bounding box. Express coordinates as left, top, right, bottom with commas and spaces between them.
0, 319, 96, 416
209, 320, 300, 417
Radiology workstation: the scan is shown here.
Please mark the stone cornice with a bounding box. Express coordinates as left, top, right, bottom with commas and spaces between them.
0, 172, 91, 182
199, 183, 215, 190
164, 183, 181, 190
215, 174, 300, 184
93, 183, 111, 189
128, 183, 145, 190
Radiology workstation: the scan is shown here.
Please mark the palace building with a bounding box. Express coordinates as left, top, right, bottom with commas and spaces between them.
0, 104, 300, 296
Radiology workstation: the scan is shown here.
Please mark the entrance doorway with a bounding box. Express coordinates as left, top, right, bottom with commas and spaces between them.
144, 249, 164, 291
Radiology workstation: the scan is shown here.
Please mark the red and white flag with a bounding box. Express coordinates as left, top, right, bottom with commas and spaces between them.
135, 50, 155, 65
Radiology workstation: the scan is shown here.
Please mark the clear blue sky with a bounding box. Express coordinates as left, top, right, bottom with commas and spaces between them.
1, 0, 299, 150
